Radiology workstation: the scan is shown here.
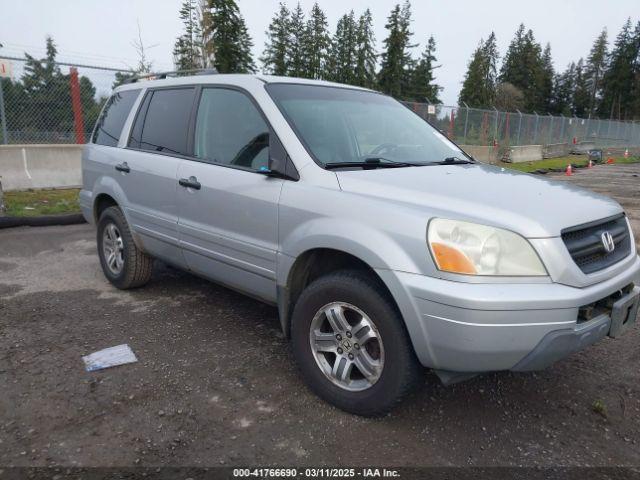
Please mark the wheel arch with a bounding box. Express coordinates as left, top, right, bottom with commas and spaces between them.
278, 248, 402, 339
91, 179, 144, 251
90, 175, 130, 222
93, 193, 118, 223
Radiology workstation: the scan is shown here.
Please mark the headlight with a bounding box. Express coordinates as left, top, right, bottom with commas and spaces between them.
427, 218, 547, 276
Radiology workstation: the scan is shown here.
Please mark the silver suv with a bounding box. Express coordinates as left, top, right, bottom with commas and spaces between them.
81, 72, 640, 416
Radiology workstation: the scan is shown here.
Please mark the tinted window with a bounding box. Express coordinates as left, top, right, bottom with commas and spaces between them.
194, 89, 269, 170
93, 89, 140, 146
135, 88, 195, 156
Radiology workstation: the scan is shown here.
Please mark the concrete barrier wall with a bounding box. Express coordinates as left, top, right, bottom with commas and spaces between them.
543, 143, 570, 159
0, 145, 82, 191
505, 145, 544, 163
459, 145, 499, 164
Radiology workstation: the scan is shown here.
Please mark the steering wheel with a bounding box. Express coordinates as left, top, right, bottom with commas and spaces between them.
370, 143, 398, 156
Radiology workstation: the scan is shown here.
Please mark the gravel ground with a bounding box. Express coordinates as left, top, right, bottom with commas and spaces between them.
0, 163, 639, 468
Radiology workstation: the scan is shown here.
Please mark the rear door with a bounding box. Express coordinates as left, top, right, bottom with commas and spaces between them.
176, 87, 283, 303
118, 87, 196, 268
85, 88, 141, 218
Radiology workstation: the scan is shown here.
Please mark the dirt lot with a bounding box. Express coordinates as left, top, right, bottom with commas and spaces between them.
1, 163, 639, 468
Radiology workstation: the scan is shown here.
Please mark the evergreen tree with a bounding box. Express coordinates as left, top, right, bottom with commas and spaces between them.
407, 36, 441, 103
378, 1, 415, 98
353, 9, 377, 88
303, 3, 331, 79
550, 62, 575, 115
236, 19, 256, 72
20, 36, 98, 139
0, 78, 27, 142
287, 3, 307, 77
573, 58, 591, 117
459, 40, 486, 107
22, 37, 69, 135
631, 21, 640, 118
22, 36, 61, 92
202, 0, 256, 73
260, 3, 290, 76
539, 43, 554, 112
585, 28, 608, 116
600, 18, 636, 119
459, 32, 499, 108
328, 11, 359, 84
173, 0, 203, 70
500, 24, 526, 87
500, 25, 545, 112
481, 32, 499, 104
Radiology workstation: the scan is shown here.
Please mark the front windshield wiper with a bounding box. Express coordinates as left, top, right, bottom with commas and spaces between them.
429, 156, 476, 165
324, 157, 422, 170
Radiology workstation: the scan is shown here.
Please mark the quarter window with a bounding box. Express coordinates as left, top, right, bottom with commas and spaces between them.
194, 89, 269, 170
93, 89, 140, 146
132, 88, 195, 156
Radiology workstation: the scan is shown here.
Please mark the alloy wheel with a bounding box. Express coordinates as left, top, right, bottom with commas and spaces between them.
102, 223, 125, 275
309, 302, 385, 392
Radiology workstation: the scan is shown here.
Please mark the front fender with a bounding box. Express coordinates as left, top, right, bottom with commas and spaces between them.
277, 217, 422, 286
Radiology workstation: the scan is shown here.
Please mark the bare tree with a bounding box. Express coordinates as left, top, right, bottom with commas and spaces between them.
131, 19, 157, 73
494, 82, 525, 111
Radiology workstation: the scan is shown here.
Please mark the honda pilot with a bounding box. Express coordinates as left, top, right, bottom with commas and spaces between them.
81, 72, 640, 416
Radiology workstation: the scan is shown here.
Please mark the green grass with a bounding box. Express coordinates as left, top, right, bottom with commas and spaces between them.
3, 188, 81, 217
503, 155, 640, 173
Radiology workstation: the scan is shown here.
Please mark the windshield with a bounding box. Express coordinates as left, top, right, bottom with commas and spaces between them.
266, 84, 468, 167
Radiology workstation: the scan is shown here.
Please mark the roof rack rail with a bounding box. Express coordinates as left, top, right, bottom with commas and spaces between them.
123, 68, 219, 84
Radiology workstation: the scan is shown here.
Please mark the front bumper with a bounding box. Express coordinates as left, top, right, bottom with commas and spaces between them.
376, 254, 640, 373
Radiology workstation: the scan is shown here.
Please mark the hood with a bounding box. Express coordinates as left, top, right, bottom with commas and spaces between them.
335, 163, 623, 238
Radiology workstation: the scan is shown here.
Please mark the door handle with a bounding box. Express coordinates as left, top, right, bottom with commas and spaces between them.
178, 176, 201, 190
115, 162, 130, 173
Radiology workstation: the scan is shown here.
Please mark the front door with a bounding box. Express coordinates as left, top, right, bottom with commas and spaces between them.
177, 87, 283, 302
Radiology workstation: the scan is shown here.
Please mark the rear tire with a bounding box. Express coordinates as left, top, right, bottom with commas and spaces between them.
291, 270, 422, 416
97, 206, 153, 289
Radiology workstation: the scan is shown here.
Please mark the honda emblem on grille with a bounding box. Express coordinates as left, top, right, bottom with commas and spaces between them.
601, 231, 615, 253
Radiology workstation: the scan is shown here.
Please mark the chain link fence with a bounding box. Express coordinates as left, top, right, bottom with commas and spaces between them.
404, 102, 640, 150
0, 57, 131, 145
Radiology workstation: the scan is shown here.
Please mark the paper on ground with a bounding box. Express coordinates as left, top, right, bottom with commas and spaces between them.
82, 344, 138, 372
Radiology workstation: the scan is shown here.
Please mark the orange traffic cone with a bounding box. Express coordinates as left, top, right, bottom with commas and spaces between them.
607, 157, 615, 164
588, 159, 593, 168
565, 164, 573, 176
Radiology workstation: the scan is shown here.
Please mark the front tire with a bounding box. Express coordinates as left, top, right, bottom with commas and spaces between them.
97, 206, 153, 289
291, 270, 422, 416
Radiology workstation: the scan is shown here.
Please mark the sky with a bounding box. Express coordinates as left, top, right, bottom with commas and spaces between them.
0, 0, 637, 104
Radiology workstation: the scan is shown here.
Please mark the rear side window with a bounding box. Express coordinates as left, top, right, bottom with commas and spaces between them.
93, 89, 140, 146
130, 88, 195, 156
194, 88, 269, 170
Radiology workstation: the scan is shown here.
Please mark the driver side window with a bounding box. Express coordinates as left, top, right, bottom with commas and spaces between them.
194, 88, 269, 170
